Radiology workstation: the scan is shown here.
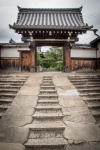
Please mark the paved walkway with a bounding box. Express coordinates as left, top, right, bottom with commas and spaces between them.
0, 72, 100, 150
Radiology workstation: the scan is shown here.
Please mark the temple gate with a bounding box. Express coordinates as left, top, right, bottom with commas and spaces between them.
9, 6, 97, 72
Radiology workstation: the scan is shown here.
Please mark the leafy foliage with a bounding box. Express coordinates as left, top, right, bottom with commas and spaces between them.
37, 46, 63, 71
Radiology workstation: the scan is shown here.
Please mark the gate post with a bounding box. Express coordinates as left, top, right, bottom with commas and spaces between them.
63, 42, 71, 72
29, 41, 36, 72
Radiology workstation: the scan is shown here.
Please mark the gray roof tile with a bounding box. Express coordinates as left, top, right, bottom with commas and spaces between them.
10, 7, 92, 30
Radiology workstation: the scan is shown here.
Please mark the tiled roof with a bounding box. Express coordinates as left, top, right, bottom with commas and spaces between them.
72, 43, 93, 49
9, 6, 93, 30
90, 36, 100, 46
0, 42, 28, 47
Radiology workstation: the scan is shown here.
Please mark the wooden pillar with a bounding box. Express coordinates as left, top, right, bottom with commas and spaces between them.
63, 42, 71, 72
19, 51, 22, 72
29, 41, 36, 72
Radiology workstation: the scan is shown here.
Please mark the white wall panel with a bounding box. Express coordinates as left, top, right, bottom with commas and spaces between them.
71, 49, 96, 58
1, 47, 30, 57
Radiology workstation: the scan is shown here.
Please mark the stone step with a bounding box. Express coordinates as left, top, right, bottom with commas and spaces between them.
76, 84, 100, 88
29, 130, 64, 139
40, 90, 56, 92
92, 111, 100, 117
38, 95, 58, 99
24, 137, 67, 147
41, 86, 55, 88
38, 100, 59, 106
88, 104, 100, 109
72, 82, 100, 85
0, 105, 10, 109
0, 99, 13, 103
41, 83, 54, 86
0, 80, 25, 83
0, 89, 19, 92
39, 93, 57, 95
35, 106, 62, 113
35, 106, 62, 111
33, 113, 64, 119
38, 100, 58, 103
80, 93, 100, 97
0, 93, 16, 97
29, 122, 65, 130
83, 97, 100, 101
43, 76, 52, 78
0, 85, 21, 88
78, 88, 100, 93
0, 83, 24, 86
69, 77, 99, 79
70, 78, 100, 81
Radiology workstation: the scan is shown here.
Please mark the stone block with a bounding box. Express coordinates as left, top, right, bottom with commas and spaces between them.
64, 121, 100, 142
12, 95, 37, 107
0, 115, 33, 127
0, 127, 29, 144
0, 143, 26, 150
4, 106, 35, 116
17, 86, 40, 95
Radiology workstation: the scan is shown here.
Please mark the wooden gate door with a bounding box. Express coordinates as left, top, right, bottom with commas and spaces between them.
21, 51, 30, 71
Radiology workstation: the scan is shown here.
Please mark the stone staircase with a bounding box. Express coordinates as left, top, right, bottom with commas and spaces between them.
0, 75, 28, 118
68, 74, 100, 127
25, 76, 67, 150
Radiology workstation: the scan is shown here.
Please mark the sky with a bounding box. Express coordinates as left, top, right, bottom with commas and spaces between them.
0, 0, 100, 51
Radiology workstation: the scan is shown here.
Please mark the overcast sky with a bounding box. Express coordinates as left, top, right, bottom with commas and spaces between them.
0, 0, 100, 51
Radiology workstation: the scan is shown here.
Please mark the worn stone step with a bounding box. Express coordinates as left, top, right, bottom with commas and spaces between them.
38, 95, 58, 99
0, 91, 17, 94
33, 113, 64, 119
83, 97, 100, 101
70, 79, 100, 82
41, 87, 55, 90
88, 104, 100, 109
39, 91, 57, 95
92, 111, 100, 117
72, 82, 100, 85
24, 137, 67, 147
80, 93, 100, 97
78, 88, 100, 93
0, 93, 16, 97
41, 83, 54, 86
36, 106, 62, 110
0, 99, 13, 103
76, 84, 100, 88
28, 122, 65, 130
38, 100, 59, 106
40, 90, 56, 92
38, 100, 58, 103
0, 83, 24, 86
0, 105, 10, 109
29, 130, 64, 138
41, 86, 55, 88
0, 80, 25, 83
0, 89, 19, 92
43, 76, 52, 78
0, 85, 21, 88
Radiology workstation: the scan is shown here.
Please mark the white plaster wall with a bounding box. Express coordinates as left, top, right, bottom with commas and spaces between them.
97, 42, 100, 58
1, 47, 30, 57
71, 49, 96, 58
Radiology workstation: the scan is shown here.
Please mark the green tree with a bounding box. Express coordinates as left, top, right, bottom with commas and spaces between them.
37, 46, 63, 71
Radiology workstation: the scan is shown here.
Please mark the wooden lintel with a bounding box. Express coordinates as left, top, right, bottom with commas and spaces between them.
22, 37, 75, 42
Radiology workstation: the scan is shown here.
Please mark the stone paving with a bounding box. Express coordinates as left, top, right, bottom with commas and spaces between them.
0, 72, 100, 150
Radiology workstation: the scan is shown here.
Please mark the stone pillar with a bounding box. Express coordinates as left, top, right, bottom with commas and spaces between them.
29, 41, 36, 72
63, 42, 71, 72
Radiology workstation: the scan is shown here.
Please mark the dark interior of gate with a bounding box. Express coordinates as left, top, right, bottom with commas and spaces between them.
9, 6, 97, 72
